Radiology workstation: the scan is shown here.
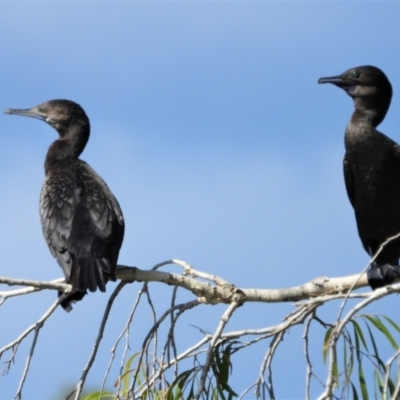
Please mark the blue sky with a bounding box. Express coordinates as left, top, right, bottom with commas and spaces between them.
1, 2, 400, 399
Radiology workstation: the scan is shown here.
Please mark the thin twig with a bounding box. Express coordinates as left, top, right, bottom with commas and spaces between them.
337, 232, 400, 323
130, 299, 200, 396
303, 312, 315, 400
14, 295, 65, 399
104, 281, 147, 399
383, 348, 400, 398
194, 301, 241, 399
318, 282, 400, 400
266, 330, 285, 398
68, 282, 126, 400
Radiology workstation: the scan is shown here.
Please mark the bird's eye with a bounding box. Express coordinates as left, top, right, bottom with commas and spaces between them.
38, 106, 45, 113
352, 71, 360, 79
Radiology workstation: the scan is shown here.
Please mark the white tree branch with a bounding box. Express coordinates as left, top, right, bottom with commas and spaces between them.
116, 263, 368, 304
2, 256, 399, 399
1, 263, 369, 309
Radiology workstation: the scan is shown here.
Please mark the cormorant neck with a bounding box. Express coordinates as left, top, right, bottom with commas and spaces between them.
45, 121, 90, 164
349, 108, 380, 129
352, 95, 390, 128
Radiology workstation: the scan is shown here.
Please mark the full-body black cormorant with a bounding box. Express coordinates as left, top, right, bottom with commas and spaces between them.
319, 66, 400, 289
5, 100, 125, 310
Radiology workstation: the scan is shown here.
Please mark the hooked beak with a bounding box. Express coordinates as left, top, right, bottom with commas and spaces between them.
4, 108, 46, 121
318, 74, 362, 96
318, 75, 359, 87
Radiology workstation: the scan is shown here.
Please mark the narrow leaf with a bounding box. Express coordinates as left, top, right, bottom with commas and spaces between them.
351, 320, 369, 351
82, 393, 115, 400
364, 316, 399, 350
382, 315, 400, 335
350, 381, 359, 400
323, 326, 334, 363
358, 362, 368, 400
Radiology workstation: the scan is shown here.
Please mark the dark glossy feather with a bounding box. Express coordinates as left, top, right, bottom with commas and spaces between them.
319, 66, 400, 289
6, 100, 125, 310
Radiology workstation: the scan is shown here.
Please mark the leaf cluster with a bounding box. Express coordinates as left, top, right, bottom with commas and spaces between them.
323, 314, 400, 399
84, 340, 238, 400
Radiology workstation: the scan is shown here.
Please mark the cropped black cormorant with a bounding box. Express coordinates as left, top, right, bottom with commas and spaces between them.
319, 66, 400, 289
5, 100, 125, 310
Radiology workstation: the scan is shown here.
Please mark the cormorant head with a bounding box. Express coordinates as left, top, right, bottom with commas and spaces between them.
5, 99, 90, 138
318, 66, 392, 126
318, 66, 392, 99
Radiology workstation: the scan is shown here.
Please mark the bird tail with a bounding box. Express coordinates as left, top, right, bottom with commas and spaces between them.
58, 290, 87, 312
70, 257, 116, 292
59, 258, 116, 311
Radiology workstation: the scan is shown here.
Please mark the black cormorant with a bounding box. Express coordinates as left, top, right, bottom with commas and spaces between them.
319, 65, 400, 289
5, 100, 125, 310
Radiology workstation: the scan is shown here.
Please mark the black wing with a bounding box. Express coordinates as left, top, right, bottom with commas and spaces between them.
40, 160, 124, 295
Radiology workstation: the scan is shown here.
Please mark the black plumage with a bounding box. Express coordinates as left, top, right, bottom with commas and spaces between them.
319, 65, 400, 289
5, 100, 125, 310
